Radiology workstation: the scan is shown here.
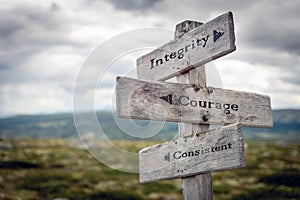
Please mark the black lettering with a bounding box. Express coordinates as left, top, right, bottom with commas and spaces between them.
191, 40, 195, 49
149, 35, 210, 69
202, 35, 209, 47
173, 151, 182, 159
178, 96, 189, 106
177, 48, 184, 59
231, 104, 239, 111
221, 144, 227, 151
199, 101, 207, 108
150, 58, 155, 69
182, 152, 188, 158
155, 58, 163, 66
190, 100, 197, 107
185, 44, 191, 52
215, 103, 221, 109
208, 101, 214, 108
170, 52, 176, 59
188, 151, 194, 157
173, 143, 233, 161
196, 38, 201, 46
164, 54, 169, 62
223, 103, 230, 114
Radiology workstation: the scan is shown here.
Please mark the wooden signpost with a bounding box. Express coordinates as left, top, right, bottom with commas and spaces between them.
140, 123, 244, 183
137, 12, 236, 81
115, 11, 273, 199
116, 76, 273, 128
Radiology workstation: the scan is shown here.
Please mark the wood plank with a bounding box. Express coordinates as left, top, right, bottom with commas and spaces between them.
175, 20, 213, 200
178, 68, 213, 200
116, 76, 273, 128
137, 12, 236, 81
182, 175, 212, 200
139, 123, 245, 183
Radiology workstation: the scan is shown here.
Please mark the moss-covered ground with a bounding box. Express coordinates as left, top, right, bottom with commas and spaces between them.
0, 139, 299, 199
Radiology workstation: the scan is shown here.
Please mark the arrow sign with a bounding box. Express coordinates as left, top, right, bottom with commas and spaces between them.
139, 123, 245, 183
159, 94, 173, 104
116, 76, 273, 128
137, 12, 236, 81
213, 30, 224, 42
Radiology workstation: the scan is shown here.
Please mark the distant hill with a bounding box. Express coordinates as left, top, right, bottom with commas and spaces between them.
0, 110, 299, 142
0, 112, 177, 141
243, 109, 300, 142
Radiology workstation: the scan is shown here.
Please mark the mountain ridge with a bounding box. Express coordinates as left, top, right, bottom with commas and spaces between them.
0, 109, 299, 142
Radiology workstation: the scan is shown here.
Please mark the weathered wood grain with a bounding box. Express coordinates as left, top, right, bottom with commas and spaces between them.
175, 20, 213, 200
116, 76, 273, 128
182, 174, 212, 200
139, 123, 245, 183
178, 67, 213, 200
137, 12, 236, 81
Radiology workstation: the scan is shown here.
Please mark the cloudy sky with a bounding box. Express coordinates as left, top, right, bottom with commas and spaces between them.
0, 0, 299, 117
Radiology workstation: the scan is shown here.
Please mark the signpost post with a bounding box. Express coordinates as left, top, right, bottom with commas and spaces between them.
176, 21, 214, 200
115, 11, 273, 199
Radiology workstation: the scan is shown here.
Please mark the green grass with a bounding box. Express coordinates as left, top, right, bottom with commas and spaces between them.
0, 139, 299, 200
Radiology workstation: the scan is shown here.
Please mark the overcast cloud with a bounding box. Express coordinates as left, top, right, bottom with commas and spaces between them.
0, 0, 299, 117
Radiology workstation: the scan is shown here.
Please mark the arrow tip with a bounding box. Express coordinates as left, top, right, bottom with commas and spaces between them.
163, 152, 171, 162
159, 94, 173, 104
213, 30, 224, 42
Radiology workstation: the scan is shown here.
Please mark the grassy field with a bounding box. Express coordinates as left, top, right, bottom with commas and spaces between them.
0, 139, 299, 200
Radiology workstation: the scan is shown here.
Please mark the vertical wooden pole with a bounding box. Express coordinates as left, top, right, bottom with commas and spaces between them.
175, 20, 213, 200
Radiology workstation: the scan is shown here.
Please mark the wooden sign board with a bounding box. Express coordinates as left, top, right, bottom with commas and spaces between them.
139, 123, 245, 183
137, 12, 236, 81
116, 76, 273, 128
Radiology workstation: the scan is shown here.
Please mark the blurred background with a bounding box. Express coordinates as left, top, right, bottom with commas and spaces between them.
0, 0, 299, 199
